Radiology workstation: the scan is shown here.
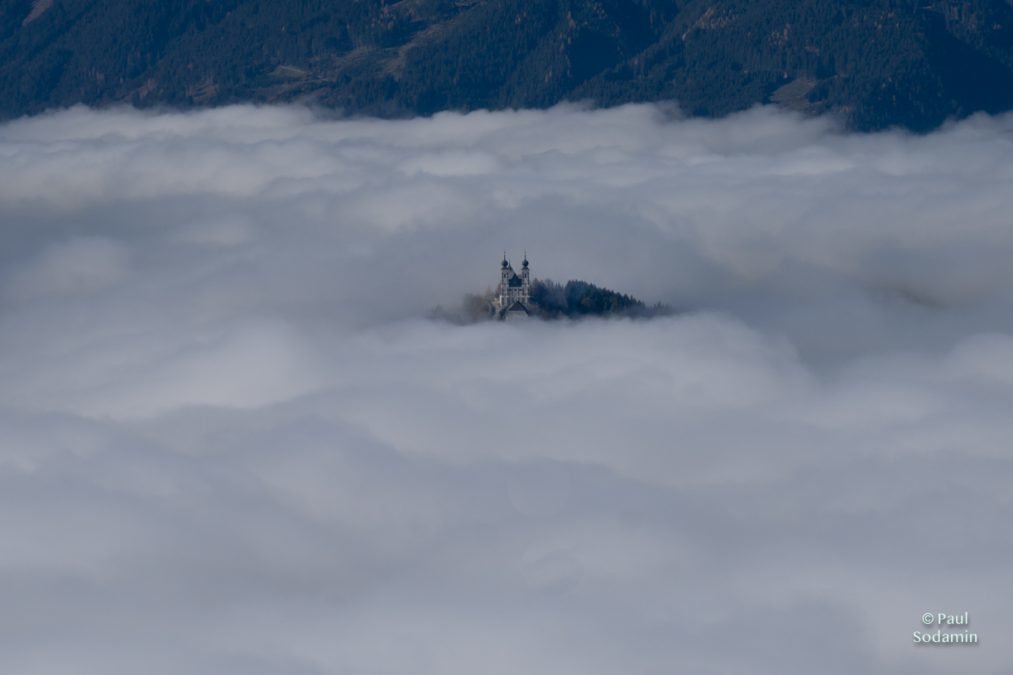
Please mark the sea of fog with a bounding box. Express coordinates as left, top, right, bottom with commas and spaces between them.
1, 103, 1012, 674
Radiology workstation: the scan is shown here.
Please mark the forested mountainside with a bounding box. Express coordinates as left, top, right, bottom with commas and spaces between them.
3, 0, 1013, 130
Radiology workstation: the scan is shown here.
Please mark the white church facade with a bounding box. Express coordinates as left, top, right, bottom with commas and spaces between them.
491, 253, 532, 320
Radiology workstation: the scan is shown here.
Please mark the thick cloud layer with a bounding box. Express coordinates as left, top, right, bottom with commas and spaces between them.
1, 104, 1012, 674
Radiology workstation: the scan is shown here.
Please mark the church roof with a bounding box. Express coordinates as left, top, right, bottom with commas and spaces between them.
506, 301, 529, 314
507, 273, 524, 287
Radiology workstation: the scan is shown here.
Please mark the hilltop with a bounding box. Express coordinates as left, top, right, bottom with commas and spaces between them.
434, 278, 672, 324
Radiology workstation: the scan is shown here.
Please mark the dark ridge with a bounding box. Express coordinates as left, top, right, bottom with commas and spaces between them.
3, 0, 1013, 130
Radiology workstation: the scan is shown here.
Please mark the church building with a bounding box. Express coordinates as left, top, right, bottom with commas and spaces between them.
492, 253, 532, 320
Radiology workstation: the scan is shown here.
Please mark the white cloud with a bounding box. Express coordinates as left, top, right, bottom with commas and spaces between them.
7, 236, 130, 300
1, 103, 1012, 674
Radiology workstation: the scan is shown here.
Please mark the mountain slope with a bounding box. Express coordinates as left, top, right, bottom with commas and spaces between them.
2, 0, 1012, 130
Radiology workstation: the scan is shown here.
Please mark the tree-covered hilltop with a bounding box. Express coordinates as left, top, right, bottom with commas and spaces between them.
433, 278, 672, 323
528, 279, 669, 319
3, 0, 1013, 131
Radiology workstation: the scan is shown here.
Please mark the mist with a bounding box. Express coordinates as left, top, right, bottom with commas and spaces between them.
1, 103, 1012, 674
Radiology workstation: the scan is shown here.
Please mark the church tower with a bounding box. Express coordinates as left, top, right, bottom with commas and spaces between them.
493, 253, 531, 320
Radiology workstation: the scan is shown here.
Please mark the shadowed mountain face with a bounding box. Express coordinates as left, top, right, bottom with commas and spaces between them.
2, 0, 1013, 130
